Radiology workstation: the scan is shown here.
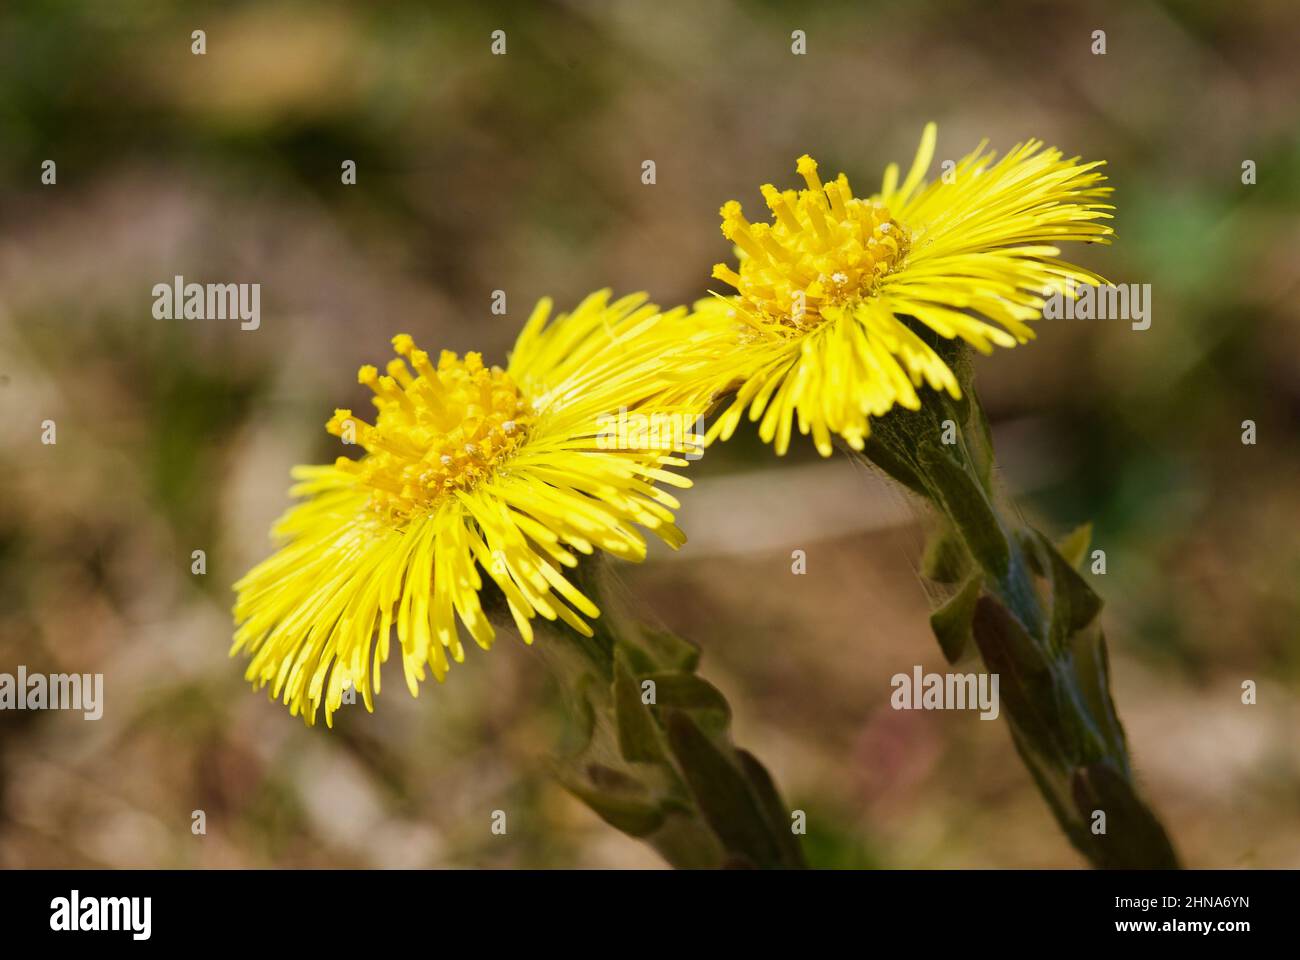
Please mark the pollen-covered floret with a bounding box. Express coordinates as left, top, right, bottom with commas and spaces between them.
325, 339, 533, 521
712, 156, 910, 333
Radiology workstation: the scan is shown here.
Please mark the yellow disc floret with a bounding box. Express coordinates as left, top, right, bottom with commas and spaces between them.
326, 334, 532, 521
712, 154, 909, 334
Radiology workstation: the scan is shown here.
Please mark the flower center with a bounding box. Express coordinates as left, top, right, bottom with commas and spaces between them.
327, 335, 532, 520
712, 154, 909, 334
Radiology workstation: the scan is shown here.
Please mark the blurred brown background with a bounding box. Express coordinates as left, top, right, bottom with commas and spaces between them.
1, 0, 1298, 868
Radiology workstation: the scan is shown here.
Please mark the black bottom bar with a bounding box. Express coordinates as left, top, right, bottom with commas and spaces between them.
0, 868, 1279, 946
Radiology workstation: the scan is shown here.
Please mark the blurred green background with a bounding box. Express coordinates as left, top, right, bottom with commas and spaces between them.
1, 0, 1298, 868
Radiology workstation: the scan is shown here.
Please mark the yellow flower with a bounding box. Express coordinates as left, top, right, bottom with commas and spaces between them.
695, 123, 1114, 455
232, 291, 703, 725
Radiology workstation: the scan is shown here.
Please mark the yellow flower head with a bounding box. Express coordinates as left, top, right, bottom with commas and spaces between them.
697, 123, 1114, 455
233, 291, 704, 725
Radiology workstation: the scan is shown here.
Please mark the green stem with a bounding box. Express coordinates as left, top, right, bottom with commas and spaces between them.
857, 341, 1180, 869
534, 559, 807, 869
